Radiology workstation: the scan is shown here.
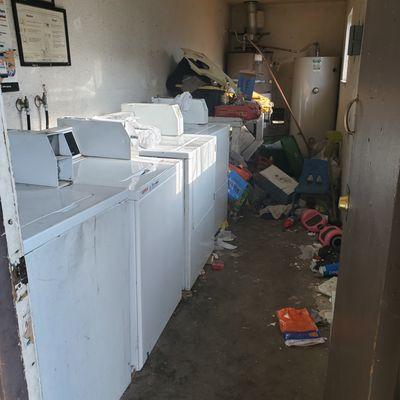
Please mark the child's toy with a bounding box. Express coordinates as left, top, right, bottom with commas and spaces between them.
300, 209, 328, 233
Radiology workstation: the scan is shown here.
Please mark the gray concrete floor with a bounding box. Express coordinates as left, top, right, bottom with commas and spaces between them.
123, 213, 329, 400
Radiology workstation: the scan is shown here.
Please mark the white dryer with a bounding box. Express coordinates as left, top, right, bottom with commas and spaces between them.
138, 134, 216, 290
184, 123, 229, 232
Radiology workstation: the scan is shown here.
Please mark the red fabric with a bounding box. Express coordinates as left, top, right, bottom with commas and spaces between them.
214, 103, 261, 121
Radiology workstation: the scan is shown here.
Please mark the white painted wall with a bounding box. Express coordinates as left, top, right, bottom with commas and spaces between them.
3, 0, 228, 130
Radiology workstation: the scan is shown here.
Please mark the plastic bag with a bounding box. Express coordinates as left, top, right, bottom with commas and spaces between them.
125, 118, 161, 149
277, 307, 326, 347
136, 125, 162, 149
174, 92, 193, 111
124, 116, 139, 138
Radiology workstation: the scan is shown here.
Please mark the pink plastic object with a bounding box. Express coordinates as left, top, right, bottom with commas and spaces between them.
318, 225, 343, 250
300, 209, 328, 233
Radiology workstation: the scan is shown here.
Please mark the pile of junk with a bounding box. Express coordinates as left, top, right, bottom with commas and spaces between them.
166, 48, 273, 163
166, 46, 343, 276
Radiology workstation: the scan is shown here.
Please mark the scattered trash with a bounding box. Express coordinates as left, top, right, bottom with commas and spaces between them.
299, 244, 321, 261
217, 230, 236, 242
215, 239, 237, 251
228, 163, 252, 181
277, 307, 326, 347
215, 229, 238, 251
259, 204, 292, 220
313, 278, 338, 324
228, 170, 249, 201
318, 277, 338, 298
319, 262, 339, 277
268, 322, 277, 327
182, 290, 193, 299
211, 261, 225, 271
282, 215, 296, 230
310, 308, 329, 327
310, 246, 340, 274
255, 165, 298, 204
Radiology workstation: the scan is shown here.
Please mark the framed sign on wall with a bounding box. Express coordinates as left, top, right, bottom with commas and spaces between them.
11, 0, 71, 66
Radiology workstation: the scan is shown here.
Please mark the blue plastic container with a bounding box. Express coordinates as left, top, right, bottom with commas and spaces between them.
319, 262, 339, 277
228, 170, 248, 201
238, 74, 256, 101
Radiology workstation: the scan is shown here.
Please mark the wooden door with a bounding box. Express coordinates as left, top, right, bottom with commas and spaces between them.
325, 1, 400, 399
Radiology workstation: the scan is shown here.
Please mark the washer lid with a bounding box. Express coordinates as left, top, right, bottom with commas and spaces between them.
73, 156, 179, 196
139, 134, 215, 159
17, 183, 129, 253
184, 123, 229, 136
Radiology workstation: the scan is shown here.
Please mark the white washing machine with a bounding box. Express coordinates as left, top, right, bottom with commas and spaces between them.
59, 116, 216, 291
57, 118, 186, 369
17, 183, 132, 400
184, 123, 229, 232
72, 155, 184, 371
8, 128, 132, 400
138, 134, 216, 290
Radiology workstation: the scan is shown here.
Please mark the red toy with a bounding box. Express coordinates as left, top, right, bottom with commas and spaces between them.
318, 225, 342, 250
283, 216, 295, 230
300, 209, 328, 233
211, 261, 225, 271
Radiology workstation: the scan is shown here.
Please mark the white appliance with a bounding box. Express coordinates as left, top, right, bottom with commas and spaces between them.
290, 56, 340, 153
73, 156, 184, 371
151, 96, 209, 125
209, 114, 265, 161
139, 135, 217, 290
10, 129, 132, 400
184, 123, 229, 232
57, 118, 185, 370
121, 103, 184, 136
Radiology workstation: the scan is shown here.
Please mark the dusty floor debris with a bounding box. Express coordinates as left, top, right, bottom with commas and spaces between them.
122, 214, 329, 400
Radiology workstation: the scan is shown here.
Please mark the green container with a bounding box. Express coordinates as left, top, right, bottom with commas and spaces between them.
280, 135, 304, 179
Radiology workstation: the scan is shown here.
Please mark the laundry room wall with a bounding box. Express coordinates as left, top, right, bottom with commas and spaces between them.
2, 0, 229, 130
229, 1, 347, 108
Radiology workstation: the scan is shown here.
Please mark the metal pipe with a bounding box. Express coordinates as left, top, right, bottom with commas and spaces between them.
262, 42, 320, 56
34, 84, 49, 129
24, 97, 31, 130
246, 1, 258, 40
245, 35, 311, 157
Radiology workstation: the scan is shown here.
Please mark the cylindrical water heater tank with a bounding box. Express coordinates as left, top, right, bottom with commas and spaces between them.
290, 57, 340, 150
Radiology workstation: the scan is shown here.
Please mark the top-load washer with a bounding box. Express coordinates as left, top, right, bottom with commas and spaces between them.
73, 155, 184, 371
57, 117, 185, 370
8, 128, 132, 400
61, 115, 216, 291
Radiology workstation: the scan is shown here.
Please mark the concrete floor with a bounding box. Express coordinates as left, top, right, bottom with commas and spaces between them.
123, 213, 329, 400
